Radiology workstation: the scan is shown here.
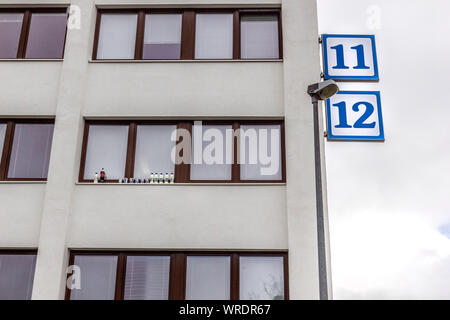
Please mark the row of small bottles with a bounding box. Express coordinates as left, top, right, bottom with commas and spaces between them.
93, 169, 174, 184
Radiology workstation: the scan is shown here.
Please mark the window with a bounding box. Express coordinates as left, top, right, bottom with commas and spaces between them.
134, 125, 176, 179
92, 9, 282, 60
66, 251, 288, 300
96, 13, 138, 59
70, 255, 118, 300
0, 13, 24, 58
0, 9, 67, 59
124, 256, 170, 300
240, 124, 282, 180
79, 120, 285, 183
0, 124, 6, 160
82, 124, 129, 181
190, 124, 232, 181
240, 256, 285, 300
143, 14, 182, 59
186, 256, 230, 299
0, 251, 37, 300
240, 14, 280, 59
0, 120, 54, 181
195, 13, 233, 59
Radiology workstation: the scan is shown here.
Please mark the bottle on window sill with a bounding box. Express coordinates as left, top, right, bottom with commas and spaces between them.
94, 172, 99, 184
150, 173, 154, 184
159, 172, 163, 184
99, 168, 106, 183
170, 173, 174, 184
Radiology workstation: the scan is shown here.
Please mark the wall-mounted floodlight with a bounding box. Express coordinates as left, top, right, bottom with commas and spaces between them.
306, 79, 339, 301
307, 79, 339, 101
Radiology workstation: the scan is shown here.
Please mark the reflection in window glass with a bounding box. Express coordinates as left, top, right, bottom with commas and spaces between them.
240, 125, 282, 180
134, 125, 176, 179
8, 124, 54, 179
70, 255, 118, 300
240, 15, 279, 59
97, 14, 137, 59
25, 13, 67, 59
195, 13, 233, 59
124, 256, 170, 300
0, 13, 24, 58
84, 125, 128, 180
0, 124, 6, 160
239, 256, 284, 300
186, 256, 230, 300
143, 14, 182, 59
190, 124, 232, 180
0, 254, 36, 300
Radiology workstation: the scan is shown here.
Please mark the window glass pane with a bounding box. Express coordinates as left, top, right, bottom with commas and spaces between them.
240, 256, 284, 300
0, 124, 6, 160
190, 124, 232, 180
143, 14, 182, 59
195, 13, 233, 59
25, 13, 67, 59
0, 254, 36, 300
97, 14, 137, 59
84, 125, 129, 180
70, 255, 118, 300
124, 256, 170, 300
186, 256, 230, 300
8, 123, 54, 179
0, 13, 23, 58
134, 125, 176, 179
240, 125, 282, 180
241, 15, 279, 59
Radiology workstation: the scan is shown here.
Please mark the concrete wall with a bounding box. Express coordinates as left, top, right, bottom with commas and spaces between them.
0, 0, 330, 300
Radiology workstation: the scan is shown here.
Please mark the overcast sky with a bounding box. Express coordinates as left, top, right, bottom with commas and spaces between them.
317, 0, 450, 299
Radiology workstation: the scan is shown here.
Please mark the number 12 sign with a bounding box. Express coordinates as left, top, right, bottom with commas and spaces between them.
322, 34, 379, 80
326, 91, 384, 141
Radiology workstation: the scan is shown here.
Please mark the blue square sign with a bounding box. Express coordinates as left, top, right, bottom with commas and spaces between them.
322, 34, 379, 81
326, 91, 384, 141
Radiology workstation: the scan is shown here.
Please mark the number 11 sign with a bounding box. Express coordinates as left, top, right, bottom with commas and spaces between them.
322, 34, 379, 81
326, 91, 384, 141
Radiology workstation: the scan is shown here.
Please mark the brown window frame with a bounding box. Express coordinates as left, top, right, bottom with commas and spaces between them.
0, 7, 69, 59
65, 250, 289, 300
92, 8, 282, 61
78, 119, 286, 183
0, 119, 55, 181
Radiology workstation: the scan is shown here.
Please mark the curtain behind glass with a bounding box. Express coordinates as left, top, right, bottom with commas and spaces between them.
190, 125, 232, 180
25, 13, 68, 59
143, 14, 182, 59
240, 15, 279, 59
0, 254, 36, 300
239, 256, 284, 300
195, 14, 233, 59
134, 125, 176, 179
83, 125, 128, 180
124, 256, 170, 300
97, 14, 137, 59
186, 256, 230, 300
7, 124, 54, 179
0, 13, 23, 58
70, 255, 118, 300
240, 124, 282, 180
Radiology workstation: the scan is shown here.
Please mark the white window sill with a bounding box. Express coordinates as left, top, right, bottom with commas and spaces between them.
75, 182, 285, 186
0, 59, 63, 62
0, 181, 47, 184
88, 59, 283, 63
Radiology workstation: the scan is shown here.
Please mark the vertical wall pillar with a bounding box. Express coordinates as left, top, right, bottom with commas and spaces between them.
282, 0, 332, 299
31, 0, 95, 300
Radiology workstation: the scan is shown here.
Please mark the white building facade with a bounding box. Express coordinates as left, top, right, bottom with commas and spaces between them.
0, 0, 332, 300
